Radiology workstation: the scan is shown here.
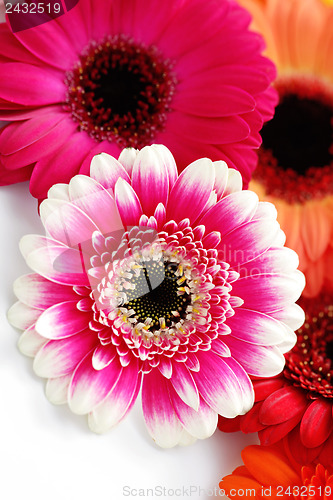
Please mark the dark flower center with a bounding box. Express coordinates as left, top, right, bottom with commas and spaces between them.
65, 34, 176, 148
254, 76, 333, 203
124, 261, 191, 331
284, 293, 333, 398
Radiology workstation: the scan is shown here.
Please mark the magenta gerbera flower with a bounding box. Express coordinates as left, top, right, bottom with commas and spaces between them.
8, 145, 304, 447
0, 0, 277, 199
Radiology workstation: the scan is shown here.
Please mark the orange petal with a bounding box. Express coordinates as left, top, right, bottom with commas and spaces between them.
220, 474, 262, 499
301, 201, 331, 262
241, 445, 301, 488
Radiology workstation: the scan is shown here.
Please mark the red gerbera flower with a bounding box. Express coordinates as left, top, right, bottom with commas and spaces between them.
218, 292, 333, 467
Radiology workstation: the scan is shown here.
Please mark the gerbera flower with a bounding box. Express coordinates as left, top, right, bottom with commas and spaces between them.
237, 0, 333, 297
0, 0, 277, 200
220, 444, 333, 499
7, 144, 304, 447
218, 291, 333, 467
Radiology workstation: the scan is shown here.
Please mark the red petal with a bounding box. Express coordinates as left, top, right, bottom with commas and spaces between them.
240, 402, 266, 433
217, 415, 242, 433
300, 399, 333, 448
252, 377, 285, 402
259, 413, 302, 445
259, 386, 308, 425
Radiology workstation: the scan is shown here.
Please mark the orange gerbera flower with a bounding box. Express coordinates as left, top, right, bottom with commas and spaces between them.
220, 444, 333, 499
238, 0, 333, 297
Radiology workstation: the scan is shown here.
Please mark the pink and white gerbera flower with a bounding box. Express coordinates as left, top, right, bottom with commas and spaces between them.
0, 0, 277, 199
8, 145, 305, 447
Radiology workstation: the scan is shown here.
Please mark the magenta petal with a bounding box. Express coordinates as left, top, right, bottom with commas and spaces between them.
219, 218, 280, 267
23, 238, 90, 286
223, 357, 254, 414
33, 329, 96, 377
14, 18, 78, 70
35, 301, 91, 339
92, 344, 117, 370
68, 353, 123, 415
2, 116, 77, 170
0, 110, 65, 156
192, 350, 244, 418
224, 336, 285, 377
200, 191, 258, 237
170, 361, 200, 410
114, 178, 142, 227
0, 63, 65, 105
231, 272, 305, 313
172, 84, 255, 117
29, 130, 95, 199
132, 146, 170, 216
13, 273, 78, 310
226, 308, 290, 346
88, 359, 141, 433
170, 390, 217, 439
142, 368, 183, 448
68, 175, 124, 236
40, 198, 99, 247
90, 153, 130, 191
167, 158, 215, 224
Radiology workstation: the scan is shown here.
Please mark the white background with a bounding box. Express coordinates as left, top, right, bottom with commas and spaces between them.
0, 182, 258, 500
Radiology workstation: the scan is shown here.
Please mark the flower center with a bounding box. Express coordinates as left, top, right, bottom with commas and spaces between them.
284, 293, 333, 398
65, 35, 177, 148
253, 76, 333, 203
123, 261, 191, 332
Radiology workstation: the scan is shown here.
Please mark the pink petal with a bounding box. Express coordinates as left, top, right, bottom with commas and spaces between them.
40, 198, 99, 246
92, 344, 117, 370
0, 23, 40, 64
231, 272, 305, 313
114, 178, 142, 227
68, 175, 124, 236
170, 361, 200, 410
226, 308, 291, 346
29, 130, 95, 199
200, 191, 258, 238
131, 146, 170, 216
117, 147, 138, 175
17, 325, 47, 357
45, 374, 72, 405
14, 18, 78, 70
236, 247, 300, 279
271, 304, 305, 331
224, 336, 285, 377
172, 84, 255, 117
88, 359, 141, 433
170, 390, 217, 439
192, 350, 244, 418
0, 163, 33, 185
167, 158, 215, 224
0, 63, 65, 105
223, 357, 254, 414
90, 153, 130, 191
219, 218, 281, 267
166, 111, 250, 144
7, 301, 40, 330
68, 353, 123, 415
24, 239, 90, 286
35, 301, 91, 339
13, 273, 78, 309
33, 329, 96, 377
142, 368, 183, 448
151, 144, 178, 189
0, 110, 65, 156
